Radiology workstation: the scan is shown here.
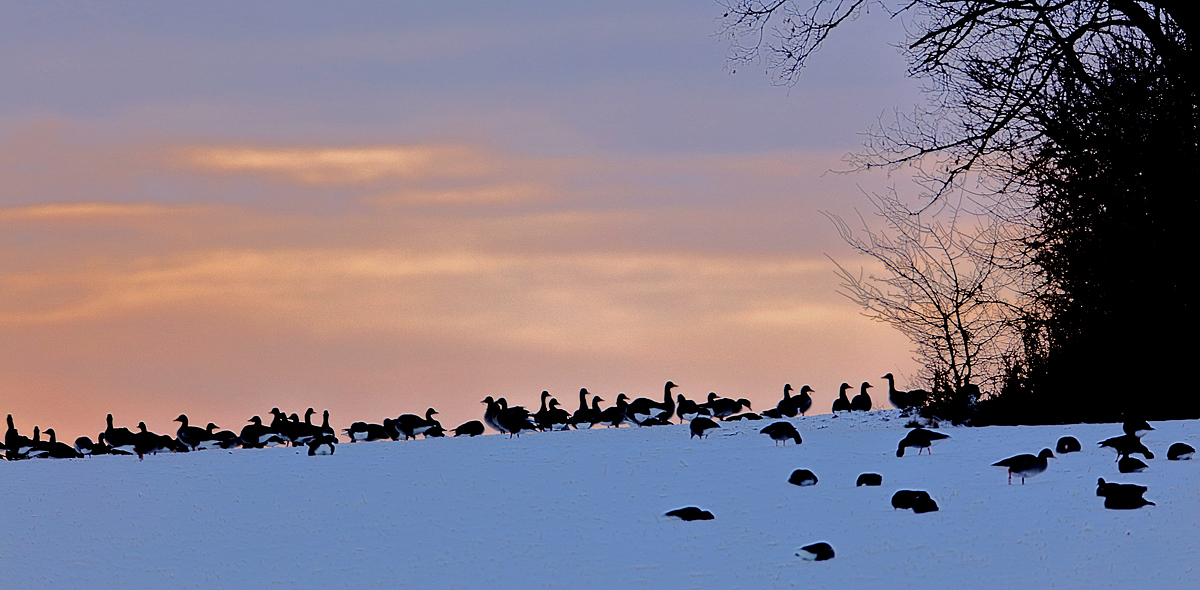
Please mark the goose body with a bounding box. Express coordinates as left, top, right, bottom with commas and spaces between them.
689, 417, 719, 439
1118, 456, 1148, 473
882, 373, 926, 411
38, 429, 82, 459
760, 422, 801, 446
675, 394, 708, 423
856, 473, 882, 487
787, 469, 818, 486
343, 421, 387, 443
628, 382, 677, 425
103, 414, 138, 453
1056, 436, 1081, 454
831, 383, 851, 412
307, 434, 337, 456
665, 507, 714, 521
396, 408, 440, 439
451, 420, 485, 437
795, 542, 834, 561
896, 428, 949, 457
571, 389, 599, 429
174, 414, 211, 451
992, 448, 1054, 484
1123, 419, 1153, 438
850, 382, 872, 412
1168, 442, 1194, 460
703, 393, 752, 420
597, 394, 630, 428
1099, 434, 1154, 460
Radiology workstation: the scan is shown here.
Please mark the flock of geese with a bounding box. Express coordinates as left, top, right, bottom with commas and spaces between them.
0, 375, 912, 461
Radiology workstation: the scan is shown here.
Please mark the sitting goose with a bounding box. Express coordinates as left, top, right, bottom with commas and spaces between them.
542, 399, 572, 431
495, 399, 538, 438
451, 420, 485, 437
240, 416, 284, 448
5, 414, 35, 459
850, 382, 873, 412
703, 393, 752, 420
992, 448, 1054, 484
628, 382, 677, 426
103, 414, 138, 454
133, 422, 179, 459
343, 421, 388, 443
831, 383, 852, 413
39, 429, 82, 459
1168, 442, 1194, 460
307, 433, 337, 456
396, 408, 441, 439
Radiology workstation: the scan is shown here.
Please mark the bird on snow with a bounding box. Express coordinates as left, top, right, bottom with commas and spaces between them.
1056, 436, 1081, 454
1167, 442, 1194, 460
881, 372, 927, 411
760, 421, 801, 446
831, 383, 852, 412
896, 427, 950, 457
1118, 456, 1148, 473
1098, 433, 1153, 460
689, 417, 720, 439
664, 507, 714, 521
992, 448, 1054, 485
850, 382, 873, 411
795, 542, 835, 561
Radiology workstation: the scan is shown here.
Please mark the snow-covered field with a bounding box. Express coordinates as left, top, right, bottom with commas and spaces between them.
2, 411, 1197, 589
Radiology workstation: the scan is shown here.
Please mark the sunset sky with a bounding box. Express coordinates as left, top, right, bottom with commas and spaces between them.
1, 1, 929, 440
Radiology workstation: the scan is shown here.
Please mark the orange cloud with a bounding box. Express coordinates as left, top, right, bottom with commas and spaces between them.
179, 145, 495, 184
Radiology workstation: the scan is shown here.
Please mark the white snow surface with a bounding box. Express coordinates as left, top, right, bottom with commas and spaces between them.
3, 411, 1198, 589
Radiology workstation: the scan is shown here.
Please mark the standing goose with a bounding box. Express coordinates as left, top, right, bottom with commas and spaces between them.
882, 373, 927, 411
850, 382, 873, 412
760, 422, 802, 446
896, 427, 950, 456
495, 398, 538, 438
174, 414, 211, 451
1098, 433, 1154, 460
777, 384, 814, 417
992, 449, 1055, 484
597, 394, 630, 428
573, 395, 605, 429
571, 389, 598, 429
689, 417, 720, 439
533, 392, 555, 431
133, 422, 176, 459
627, 382, 677, 425
831, 383, 852, 412
543, 399, 572, 431
481, 396, 505, 434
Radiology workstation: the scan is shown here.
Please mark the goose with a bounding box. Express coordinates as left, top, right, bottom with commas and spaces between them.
242, 416, 284, 447
319, 410, 336, 439
664, 507, 714, 521
795, 542, 834, 561
628, 382, 677, 425
382, 418, 402, 441
287, 409, 320, 447
533, 391, 554, 431
277, 413, 309, 447
760, 422, 802, 446
761, 408, 784, 418
725, 412, 762, 421
209, 424, 241, 449
481, 396, 505, 433
39, 429, 81, 458
597, 394, 630, 428
307, 433, 337, 456
1098, 480, 1155, 509
423, 425, 446, 438
850, 382, 873, 411
896, 427, 950, 456
571, 389, 598, 429
1167, 442, 1194, 460
74, 435, 98, 456
1123, 419, 1153, 438
174, 414, 212, 451
26, 426, 51, 458
451, 420, 485, 437
881, 373, 927, 411
831, 383, 852, 412
1098, 434, 1154, 460
133, 422, 178, 459
343, 421, 387, 443
675, 394, 708, 423
396, 408, 440, 439
891, 490, 938, 512
703, 393, 752, 420
495, 399, 538, 438
103, 414, 138, 453
689, 417, 720, 439
777, 384, 814, 417
1118, 456, 1148, 473
5, 414, 35, 459
1056, 436, 1081, 454
542, 399, 572, 431
573, 395, 605, 429
856, 473, 883, 486
788, 469, 818, 486
992, 448, 1054, 484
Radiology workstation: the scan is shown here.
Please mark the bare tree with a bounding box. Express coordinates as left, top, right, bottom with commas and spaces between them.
824, 190, 1026, 415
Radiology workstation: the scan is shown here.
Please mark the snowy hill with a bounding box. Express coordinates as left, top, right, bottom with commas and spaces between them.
2, 411, 1197, 589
